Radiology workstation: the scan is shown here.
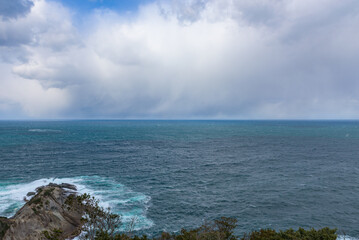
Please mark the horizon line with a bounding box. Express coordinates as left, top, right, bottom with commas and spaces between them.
1, 119, 359, 121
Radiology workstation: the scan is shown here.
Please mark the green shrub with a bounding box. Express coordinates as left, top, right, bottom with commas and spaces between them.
241, 227, 337, 240
64, 193, 338, 240
78, 194, 122, 240
44, 188, 55, 197
28, 197, 42, 205
42, 228, 63, 240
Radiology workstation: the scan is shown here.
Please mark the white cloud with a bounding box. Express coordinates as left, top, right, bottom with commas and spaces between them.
1, 0, 359, 119
0, 63, 70, 118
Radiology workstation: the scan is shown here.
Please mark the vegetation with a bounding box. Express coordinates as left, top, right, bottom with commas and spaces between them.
241, 228, 337, 240
29, 197, 42, 205
79, 195, 122, 240
42, 228, 63, 240
84, 223, 337, 240
43, 187, 55, 197
77, 217, 337, 240
40, 193, 338, 240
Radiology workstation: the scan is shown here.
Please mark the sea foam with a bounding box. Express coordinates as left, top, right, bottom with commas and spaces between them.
0, 176, 153, 230
337, 236, 359, 240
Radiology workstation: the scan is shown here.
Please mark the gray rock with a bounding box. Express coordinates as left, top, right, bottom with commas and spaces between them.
26, 192, 35, 197
60, 183, 77, 191
2, 184, 85, 240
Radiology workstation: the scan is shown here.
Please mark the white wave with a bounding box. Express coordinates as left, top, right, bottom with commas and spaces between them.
28, 129, 61, 133
338, 236, 359, 240
0, 176, 153, 230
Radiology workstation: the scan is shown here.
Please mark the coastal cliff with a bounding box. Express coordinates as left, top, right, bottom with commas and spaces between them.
0, 183, 84, 240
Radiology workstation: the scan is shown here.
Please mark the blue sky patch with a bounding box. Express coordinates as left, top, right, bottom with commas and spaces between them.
51, 0, 154, 13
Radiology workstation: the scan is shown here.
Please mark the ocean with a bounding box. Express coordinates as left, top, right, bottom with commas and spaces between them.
0, 120, 358, 238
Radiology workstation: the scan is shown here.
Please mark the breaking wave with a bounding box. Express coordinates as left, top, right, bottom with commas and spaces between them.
337, 236, 359, 240
0, 176, 153, 230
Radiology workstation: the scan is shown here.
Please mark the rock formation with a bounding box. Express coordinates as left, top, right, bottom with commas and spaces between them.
0, 183, 84, 240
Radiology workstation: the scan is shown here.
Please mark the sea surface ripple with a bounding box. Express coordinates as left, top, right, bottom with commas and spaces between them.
0, 120, 358, 237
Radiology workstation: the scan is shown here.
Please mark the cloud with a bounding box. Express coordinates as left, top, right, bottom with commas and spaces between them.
1, 0, 359, 119
0, 63, 70, 118
0, 0, 34, 20
0, 0, 78, 48
158, 0, 208, 23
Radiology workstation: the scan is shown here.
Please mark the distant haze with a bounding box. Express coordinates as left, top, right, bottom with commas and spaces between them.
1, 0, 359, 119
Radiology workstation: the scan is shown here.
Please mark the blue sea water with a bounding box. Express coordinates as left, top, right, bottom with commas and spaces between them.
0, 120, 359, 238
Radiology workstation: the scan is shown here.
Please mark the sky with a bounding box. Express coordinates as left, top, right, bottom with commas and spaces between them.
0, 0, 359, 119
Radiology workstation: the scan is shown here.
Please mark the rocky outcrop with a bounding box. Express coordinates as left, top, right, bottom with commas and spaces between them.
0, 183, 85, 240
0, 217, 10, 239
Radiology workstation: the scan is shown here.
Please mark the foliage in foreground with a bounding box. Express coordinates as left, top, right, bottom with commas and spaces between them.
90, 219, 338, 240
241, 227, 337, 240
42, 193, 338, 240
